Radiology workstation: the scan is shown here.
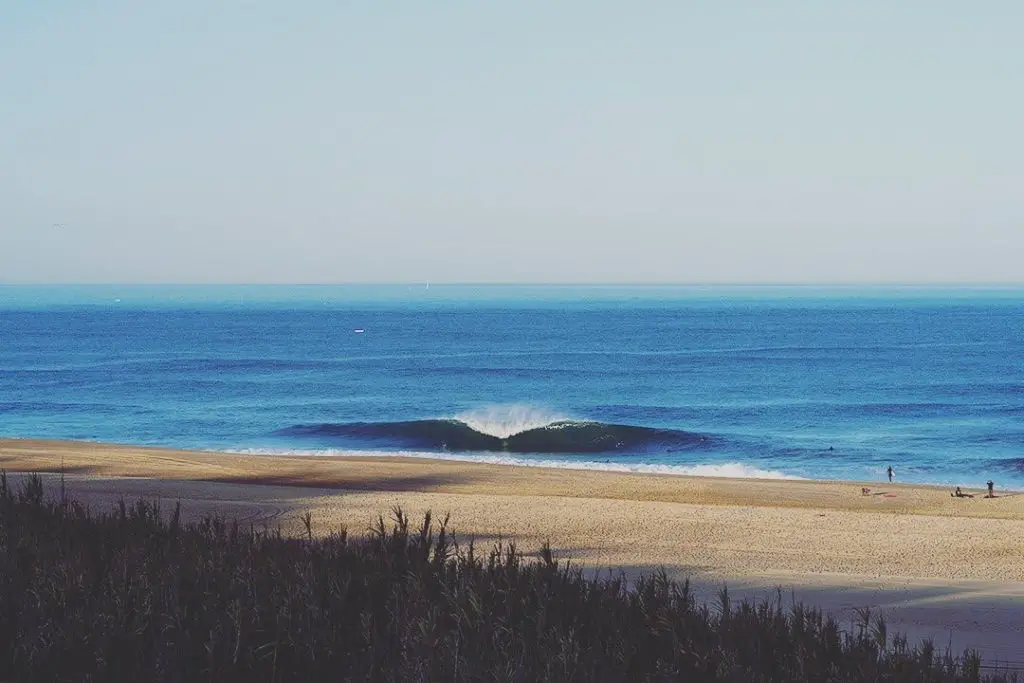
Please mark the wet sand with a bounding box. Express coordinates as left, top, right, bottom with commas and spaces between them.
3, 438, 1023, 661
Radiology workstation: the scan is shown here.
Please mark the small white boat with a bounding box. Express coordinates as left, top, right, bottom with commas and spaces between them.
354, 328, 365, 334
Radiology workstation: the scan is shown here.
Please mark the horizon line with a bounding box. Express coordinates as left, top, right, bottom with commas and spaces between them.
3, 281, 1024, 288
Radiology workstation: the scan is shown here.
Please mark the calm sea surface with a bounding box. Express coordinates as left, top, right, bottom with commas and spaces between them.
2, 285, 1022, 488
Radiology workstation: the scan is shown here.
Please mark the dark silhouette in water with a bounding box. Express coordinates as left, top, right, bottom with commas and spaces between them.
277, 419, 710, 454
887, 465, 894, 483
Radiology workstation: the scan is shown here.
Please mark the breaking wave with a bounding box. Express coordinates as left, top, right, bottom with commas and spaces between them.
275, 416, 710, 455
989, 457, 1024, 473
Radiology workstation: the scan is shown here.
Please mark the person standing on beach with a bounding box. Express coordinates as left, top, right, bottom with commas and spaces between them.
887, 466, 894, 483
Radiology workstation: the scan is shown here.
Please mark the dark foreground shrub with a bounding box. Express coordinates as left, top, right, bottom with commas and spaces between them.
0, 473, 1017, 682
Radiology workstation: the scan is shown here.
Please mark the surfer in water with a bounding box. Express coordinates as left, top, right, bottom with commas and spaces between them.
887, 465, 894, 483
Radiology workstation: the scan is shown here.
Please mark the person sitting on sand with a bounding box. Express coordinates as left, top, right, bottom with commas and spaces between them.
951, 486, 973, 498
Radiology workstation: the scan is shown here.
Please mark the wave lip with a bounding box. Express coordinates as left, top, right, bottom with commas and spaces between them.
275, 418, 710, 455
454, 404, 569, 439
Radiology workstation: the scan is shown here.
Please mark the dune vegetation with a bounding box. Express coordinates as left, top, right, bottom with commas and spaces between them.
0, 472, 1016, 683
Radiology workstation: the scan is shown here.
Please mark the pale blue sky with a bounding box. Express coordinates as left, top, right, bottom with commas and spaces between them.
1, 1, 1021, 284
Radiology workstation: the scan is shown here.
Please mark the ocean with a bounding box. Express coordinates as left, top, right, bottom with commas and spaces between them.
2, 285, 1022, 489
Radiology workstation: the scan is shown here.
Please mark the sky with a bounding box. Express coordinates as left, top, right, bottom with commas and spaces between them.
1, 1, 1021, 284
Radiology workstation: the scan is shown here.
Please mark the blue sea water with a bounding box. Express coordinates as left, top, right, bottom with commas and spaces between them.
1, 285, 1023, 488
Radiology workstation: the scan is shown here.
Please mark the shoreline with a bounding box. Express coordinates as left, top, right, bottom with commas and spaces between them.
221, 446, 1024, 496
223, 446, 808, 482
6, 434, 1019, 494
4, 437, 1024, 659
2, 436, 1019, 511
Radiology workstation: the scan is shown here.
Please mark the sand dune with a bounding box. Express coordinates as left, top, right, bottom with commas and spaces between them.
3, 438, 1024, 660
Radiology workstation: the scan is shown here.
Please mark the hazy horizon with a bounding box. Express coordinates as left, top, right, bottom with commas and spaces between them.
3, 2, 1021, 285
4, 281, 1024, 287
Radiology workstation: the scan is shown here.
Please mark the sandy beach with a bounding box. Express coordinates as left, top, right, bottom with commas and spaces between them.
2, 438, 1023, 661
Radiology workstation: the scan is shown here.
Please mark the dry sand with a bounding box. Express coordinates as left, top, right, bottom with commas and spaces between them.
3, 438, 1023, 662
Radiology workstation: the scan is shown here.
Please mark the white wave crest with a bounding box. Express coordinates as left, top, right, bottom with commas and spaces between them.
223, 447, 801, 480
452, 404, 571, 439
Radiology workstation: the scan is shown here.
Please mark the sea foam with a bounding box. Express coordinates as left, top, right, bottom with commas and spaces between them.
453, 404, 571, 439
225, 447, 801, 480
